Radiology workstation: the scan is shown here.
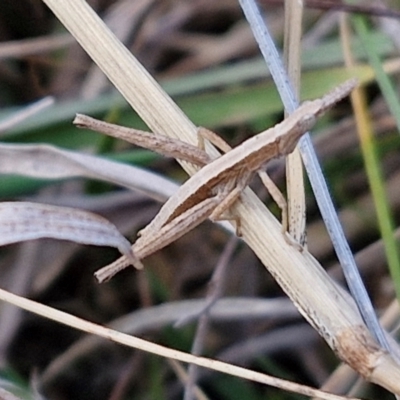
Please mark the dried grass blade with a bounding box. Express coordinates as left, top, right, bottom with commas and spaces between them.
0, 286, 362, 400
0, 143, 178, 202
0, 202, 135, 262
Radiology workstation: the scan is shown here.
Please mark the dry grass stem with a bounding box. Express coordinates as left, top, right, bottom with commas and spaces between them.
0, 286, 361, 400
284, 0, 307, 245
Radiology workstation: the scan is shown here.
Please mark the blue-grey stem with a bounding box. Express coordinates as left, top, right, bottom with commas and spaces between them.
238, 0, 388, 350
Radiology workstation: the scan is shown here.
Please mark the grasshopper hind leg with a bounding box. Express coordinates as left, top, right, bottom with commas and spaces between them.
258, 170, 303, 251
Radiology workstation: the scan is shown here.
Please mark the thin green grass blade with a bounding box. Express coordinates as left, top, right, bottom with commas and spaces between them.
352, 14, 400, 301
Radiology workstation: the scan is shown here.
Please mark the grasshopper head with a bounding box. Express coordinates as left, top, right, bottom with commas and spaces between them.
278, 113, 316, 155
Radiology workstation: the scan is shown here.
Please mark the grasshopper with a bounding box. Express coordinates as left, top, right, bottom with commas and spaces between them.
75, 79, 357, 282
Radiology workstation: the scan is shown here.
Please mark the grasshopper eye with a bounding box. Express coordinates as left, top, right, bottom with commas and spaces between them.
278, 113, 316, 155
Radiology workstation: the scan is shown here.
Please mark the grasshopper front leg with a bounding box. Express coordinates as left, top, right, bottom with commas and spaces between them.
95, 193, 225, 282
95, 172, 254, 282
208, 171, 253, 236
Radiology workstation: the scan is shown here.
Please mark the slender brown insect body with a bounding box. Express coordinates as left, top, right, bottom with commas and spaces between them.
89, 78, 357, 280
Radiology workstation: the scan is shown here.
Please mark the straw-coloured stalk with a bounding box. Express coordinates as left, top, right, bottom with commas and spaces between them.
0, 287, 362, 400
36, 0, 400, 394
283, 0, 307, 245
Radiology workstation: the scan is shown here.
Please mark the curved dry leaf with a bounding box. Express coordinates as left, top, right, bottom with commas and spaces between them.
0, 202, 136, 263
0, 143, 178, 202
